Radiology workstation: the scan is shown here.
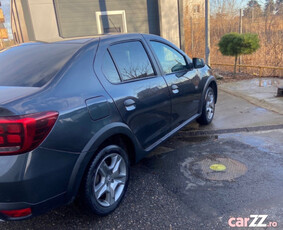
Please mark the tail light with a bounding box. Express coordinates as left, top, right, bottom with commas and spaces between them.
0, 208, 32, 218
0, 111, 58, 155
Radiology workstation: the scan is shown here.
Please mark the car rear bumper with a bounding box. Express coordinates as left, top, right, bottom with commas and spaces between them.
0, 148, 79, 220
0, 192, 66, 221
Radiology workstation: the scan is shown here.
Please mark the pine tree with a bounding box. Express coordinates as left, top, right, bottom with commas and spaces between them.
218, 33, 260, 74
276, 0, 283, 14
264, 0, 275, 15
244, 0, 263, 18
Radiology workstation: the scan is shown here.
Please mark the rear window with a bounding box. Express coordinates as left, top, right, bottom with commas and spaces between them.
0, 44, 80, 87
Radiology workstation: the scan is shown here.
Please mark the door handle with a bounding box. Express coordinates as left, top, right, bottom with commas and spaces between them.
171, 84, 179, 94
124, 99, 136, 111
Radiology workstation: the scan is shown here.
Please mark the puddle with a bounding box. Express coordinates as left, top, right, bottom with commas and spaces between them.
180, 154, 248, 191
254, 107, 268, 112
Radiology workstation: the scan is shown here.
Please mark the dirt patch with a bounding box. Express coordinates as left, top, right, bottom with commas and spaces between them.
213, 68, 283, 84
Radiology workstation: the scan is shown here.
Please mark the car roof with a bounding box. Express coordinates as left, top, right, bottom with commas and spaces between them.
16, 33, 162, 49
50, 33, 161, 44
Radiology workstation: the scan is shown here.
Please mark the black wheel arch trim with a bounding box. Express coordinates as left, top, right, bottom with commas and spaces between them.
66, 122, 143, 202
199, 76, 218, 113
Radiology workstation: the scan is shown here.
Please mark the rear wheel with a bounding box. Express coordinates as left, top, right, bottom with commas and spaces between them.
82, 145, 129, 216
197, 87, 215, 125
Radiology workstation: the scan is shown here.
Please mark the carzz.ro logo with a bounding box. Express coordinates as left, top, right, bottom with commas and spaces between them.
228, 215, 278, 228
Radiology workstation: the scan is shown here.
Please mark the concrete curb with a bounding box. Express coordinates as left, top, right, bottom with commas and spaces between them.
179, 124, 283, 137
180, 124, 283, 137
219, 86, 283, 115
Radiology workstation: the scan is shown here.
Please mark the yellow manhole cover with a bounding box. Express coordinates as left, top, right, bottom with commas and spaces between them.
189, 156, 248, 181
210, 164, 226, 171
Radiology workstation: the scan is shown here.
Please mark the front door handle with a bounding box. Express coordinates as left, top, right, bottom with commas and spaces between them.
124, 99, 136, 111
171, 84, 179, 94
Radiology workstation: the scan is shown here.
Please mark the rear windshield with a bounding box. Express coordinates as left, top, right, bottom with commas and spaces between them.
0, 43, 80, 87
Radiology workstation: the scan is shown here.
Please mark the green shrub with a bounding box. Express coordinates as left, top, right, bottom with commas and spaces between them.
218, 33, 260, 74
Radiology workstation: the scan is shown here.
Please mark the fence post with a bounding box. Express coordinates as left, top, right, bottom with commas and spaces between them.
238, 9, 243, 72
259, 67, 263, 87
205, 0, 210, 66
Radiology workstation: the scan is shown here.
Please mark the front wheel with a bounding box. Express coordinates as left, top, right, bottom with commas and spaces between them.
82, 145, 129, 216
197, 87, 215, 125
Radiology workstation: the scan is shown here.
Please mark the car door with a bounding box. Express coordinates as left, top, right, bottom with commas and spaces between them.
148, 40, 201, 129
94, 35, 171, 150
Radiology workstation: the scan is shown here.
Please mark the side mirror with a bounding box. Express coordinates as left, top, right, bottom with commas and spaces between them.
171, 63, 186, 72
193, 58, 205, 69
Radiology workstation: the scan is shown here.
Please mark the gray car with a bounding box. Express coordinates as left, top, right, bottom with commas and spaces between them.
0, 33, 217, 220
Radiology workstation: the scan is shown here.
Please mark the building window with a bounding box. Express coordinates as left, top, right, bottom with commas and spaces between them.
96, 10, 127, 34
193, 4, 200, 13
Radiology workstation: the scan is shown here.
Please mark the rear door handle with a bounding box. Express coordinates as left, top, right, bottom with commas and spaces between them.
124, 99, 136, 111
171, 84, 179, 94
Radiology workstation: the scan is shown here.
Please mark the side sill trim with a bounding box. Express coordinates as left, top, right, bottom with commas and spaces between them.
145, 113, 200, 152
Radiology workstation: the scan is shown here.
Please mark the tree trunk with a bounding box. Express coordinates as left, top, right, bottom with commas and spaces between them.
234, 55, 238, 75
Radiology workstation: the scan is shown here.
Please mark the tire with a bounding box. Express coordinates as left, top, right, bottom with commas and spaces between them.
197, 87, 215, 125
82, 145, 129, 216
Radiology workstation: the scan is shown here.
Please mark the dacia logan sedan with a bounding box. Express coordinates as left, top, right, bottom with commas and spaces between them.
0, 33, 217, 220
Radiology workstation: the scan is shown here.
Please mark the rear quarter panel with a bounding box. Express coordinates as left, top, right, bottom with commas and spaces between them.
1, 42, 123, 153
0, 41, 128, 206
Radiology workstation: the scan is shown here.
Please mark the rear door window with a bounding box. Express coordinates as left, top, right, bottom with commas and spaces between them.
102, 52, 121, 84
109, 41, 155, 81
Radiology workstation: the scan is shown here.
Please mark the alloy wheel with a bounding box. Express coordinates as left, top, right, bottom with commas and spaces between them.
206, 89, 215, 121
93, 153, 127, 207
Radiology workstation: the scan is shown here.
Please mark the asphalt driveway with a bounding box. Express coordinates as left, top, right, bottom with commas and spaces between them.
1, 91, 283, 230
